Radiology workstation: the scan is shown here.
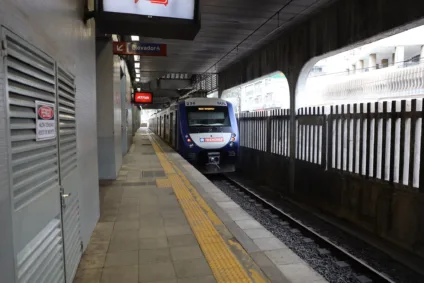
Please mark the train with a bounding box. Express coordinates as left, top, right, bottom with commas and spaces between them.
149, 98, 239, 174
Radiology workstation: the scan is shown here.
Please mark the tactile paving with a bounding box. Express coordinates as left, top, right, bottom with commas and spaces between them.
150, 137, 268, 283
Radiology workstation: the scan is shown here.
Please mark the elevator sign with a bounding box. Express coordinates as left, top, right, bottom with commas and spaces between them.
35, 101, 56, 141
113, 42, 167, 56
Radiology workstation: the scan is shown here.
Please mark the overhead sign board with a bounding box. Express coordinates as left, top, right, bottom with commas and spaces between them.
134, 92, 153, 104
35, 101, 56, 141
103, 0, 195, 20
96, 0, 200, 40
113, 42, 167, 56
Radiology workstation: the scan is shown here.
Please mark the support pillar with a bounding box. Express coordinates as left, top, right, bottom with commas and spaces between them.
368, 54, 377, 71
395, 46, 405, 67
356, 60, 364, 72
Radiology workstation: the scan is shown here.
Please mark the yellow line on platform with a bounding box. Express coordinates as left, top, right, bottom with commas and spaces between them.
150, 137, 268, 283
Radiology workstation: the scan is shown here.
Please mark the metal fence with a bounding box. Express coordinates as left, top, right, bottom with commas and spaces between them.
237, 98, 424, 191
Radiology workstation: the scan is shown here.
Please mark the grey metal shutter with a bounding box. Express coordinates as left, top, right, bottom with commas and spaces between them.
57, 67, 82, 283
3, 28, 65, 283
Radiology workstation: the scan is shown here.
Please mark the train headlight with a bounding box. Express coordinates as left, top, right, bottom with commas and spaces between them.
231, 133, 236, 138
230, 137, 235, 141
229, 142, 234, 147
189, 143, 194, 148
187, 138, 192, 143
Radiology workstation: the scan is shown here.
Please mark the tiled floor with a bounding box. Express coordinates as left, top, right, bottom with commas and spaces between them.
74, 130, 327, 283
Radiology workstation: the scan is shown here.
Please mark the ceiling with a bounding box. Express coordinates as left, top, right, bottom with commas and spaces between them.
120, 0, 335, 108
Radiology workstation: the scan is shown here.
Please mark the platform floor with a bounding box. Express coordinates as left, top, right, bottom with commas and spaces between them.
74, 128, 327, 283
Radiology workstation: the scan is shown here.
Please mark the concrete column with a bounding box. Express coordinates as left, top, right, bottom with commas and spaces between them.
395, 46, 405, 67
421, 45, 424, 62
356, 60, 364, 72
368, 54, 377, 71
381, 59, 389, 68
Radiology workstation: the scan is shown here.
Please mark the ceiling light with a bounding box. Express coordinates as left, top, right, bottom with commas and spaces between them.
136, 74, 140, 78
137, 88, 141, 91
136, 78, 140, 82
134, 55, 140, 61
135, 63, 140, 68
135, 69, 140, 74
131, 35, 140, 41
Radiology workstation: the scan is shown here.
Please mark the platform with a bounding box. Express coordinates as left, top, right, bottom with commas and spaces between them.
74, 128, 327, 283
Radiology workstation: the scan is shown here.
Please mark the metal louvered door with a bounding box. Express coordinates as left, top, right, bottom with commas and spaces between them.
57, 67, 82, 283
3, 29, 66, 283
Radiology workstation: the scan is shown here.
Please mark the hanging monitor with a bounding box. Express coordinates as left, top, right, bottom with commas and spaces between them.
96, 0, 200, 40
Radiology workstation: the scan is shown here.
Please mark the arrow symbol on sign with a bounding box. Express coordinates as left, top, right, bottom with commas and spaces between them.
116, 44, 124, 52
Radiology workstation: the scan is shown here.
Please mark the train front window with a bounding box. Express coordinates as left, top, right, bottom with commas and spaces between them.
186, 106, 231, 127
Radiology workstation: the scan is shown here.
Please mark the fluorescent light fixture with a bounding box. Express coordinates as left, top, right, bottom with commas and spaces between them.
135, 78, 140, 82
137, 88, 141, 91
134, 55, 140, 61
131, 35, 140, 41
135, 69, 140, 74
136, 74, 140, 78
135, 63, 140, 68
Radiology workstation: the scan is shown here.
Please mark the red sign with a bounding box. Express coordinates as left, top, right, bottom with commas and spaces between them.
134, 92, 153, 104
203, 137, 224, 142
38, 106, 54, 120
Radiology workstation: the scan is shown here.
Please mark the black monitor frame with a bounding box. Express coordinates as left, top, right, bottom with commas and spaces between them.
95, 0, 201, 40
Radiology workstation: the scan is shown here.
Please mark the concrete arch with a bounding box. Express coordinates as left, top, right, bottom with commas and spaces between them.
221, 71, 290, 113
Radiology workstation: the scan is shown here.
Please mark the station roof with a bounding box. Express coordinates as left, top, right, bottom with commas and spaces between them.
116, 0, 333, 108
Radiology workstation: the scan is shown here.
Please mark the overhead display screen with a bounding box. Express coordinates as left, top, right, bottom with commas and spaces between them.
103, 0, 195, 20
134, 92, 153, 104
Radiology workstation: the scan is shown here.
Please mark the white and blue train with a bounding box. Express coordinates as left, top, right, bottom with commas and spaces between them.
149, 98, 239, 174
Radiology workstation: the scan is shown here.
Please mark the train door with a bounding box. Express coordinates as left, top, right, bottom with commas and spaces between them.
170, 112, 174, 148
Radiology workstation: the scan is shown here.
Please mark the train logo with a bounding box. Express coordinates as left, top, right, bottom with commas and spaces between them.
135, 0, 169, 6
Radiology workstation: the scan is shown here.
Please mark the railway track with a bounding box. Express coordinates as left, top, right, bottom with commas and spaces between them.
212, 174, 396, 283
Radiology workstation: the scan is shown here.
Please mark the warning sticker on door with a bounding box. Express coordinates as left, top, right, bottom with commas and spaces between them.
35, 101, 56, 141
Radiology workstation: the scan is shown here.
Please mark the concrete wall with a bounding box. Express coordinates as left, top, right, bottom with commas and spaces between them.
97, 41, 117, 179
113, 55, 123, 174
0, 0, 99, 279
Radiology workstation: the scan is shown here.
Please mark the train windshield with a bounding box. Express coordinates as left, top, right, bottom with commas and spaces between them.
186, 106, 231, 127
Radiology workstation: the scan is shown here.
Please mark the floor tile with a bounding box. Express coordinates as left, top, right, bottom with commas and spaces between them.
85, 241, 110, 255
79, 253, 106, 269
101, 265, 138, 283
104, 251, 138, 267
165, 225, 193, 237
254, 238, 286, 251
170, 245, 203, 261
74, 268, 102, 283
108, 238, 138, 252
167, 234, 198, 247
139, 236, 169, 250
138, 248, 172, 264
111, 230, 138, 241
113, 221, 139, 231
177, 275, 217, 283
139, 216, 164, 228
277, 264, 323, 283
265, 249, 302, 266
244, 228, 274, 239
138, 262, 176, 282
173, 258, 212, 278
235, 219, 263, 230
139, 227, 166, 239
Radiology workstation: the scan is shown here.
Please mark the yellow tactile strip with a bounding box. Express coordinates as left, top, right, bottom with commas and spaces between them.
156, 178, 172, 188
150, 136, 268, 283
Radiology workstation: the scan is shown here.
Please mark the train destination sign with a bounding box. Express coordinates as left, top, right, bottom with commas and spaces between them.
35, 101, 56, 141
113, 42, 167, 56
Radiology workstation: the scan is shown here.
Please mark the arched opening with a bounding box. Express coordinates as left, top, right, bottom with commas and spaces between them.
221, 71, 290, 113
